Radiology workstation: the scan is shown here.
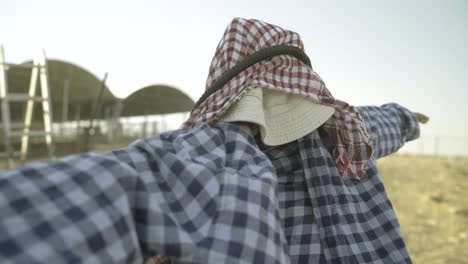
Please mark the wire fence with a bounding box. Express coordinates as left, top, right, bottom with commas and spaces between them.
50, 118, 468, 157
400, 134, 468, 157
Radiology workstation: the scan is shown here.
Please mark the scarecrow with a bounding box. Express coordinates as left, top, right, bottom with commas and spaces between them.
0, 18, 428, 263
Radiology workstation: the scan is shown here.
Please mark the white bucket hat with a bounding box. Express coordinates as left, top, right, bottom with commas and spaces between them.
219, 87, 335, 146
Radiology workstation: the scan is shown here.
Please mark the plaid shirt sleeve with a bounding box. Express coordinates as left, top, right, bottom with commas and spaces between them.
0, 123, 289, 264
0, 151, 144, 263
357, 103, 420, 159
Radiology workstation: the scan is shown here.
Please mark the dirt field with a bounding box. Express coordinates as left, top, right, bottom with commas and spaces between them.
378, 154, 468, 263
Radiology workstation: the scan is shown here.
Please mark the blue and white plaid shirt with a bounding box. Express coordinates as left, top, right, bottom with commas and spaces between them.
0, 103, 419, 263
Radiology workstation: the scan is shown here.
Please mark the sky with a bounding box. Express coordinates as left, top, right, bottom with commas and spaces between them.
1, 0, 467, 155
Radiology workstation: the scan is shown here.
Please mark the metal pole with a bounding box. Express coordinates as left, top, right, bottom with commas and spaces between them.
112, 101, 123, 143
19, 50, 40, 161
75, 104, 81, 137
61, 80, 69, 136
144, 115, 149, 138
89, 73, 108, 129
0, 45, 15, 168
38, 49, 54, 159
84, 73, 107, 151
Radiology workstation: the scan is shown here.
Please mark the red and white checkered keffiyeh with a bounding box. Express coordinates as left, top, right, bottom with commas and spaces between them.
184, 18, 373, 178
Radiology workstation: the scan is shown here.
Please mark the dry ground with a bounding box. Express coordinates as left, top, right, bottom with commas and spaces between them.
378, 154, 468, 263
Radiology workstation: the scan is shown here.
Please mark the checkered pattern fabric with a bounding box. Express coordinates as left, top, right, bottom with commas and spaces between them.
184, 17, 373, 178
258, 103, 419, 263
0, 103, 418, 263
261, 140, 324, 263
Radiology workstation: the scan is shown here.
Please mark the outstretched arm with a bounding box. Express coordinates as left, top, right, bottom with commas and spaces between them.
0, 150, 145, 263
0, 123, 288, 263
357, 103, 425, 159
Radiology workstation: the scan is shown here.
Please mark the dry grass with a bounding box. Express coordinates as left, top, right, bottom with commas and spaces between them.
378, 154, 468, 264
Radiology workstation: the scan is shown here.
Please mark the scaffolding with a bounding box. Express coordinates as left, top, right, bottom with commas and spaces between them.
0, 45, 55, 169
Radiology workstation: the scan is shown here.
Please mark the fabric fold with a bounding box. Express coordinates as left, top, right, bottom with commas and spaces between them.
184, 17, 373, 178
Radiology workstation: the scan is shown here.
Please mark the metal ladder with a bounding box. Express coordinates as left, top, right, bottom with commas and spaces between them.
0, 45, 55, 169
